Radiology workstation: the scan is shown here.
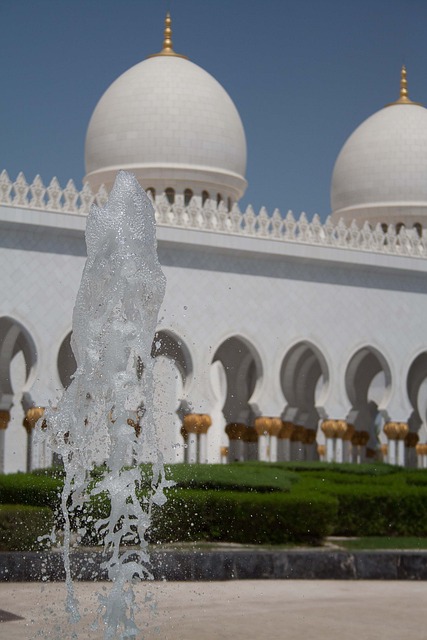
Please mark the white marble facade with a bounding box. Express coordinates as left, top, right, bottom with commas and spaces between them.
1, 186, 427, 471
1, 17, 427, 471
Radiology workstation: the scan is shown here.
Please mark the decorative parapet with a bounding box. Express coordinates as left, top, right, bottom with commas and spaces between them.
1, 170, 427, 258
0, 170, 108, 215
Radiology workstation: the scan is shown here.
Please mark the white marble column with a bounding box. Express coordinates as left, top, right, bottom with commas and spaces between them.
220, 446, 228, 464
199, 433, 208, 464
397, 423, 409, 466
379, 443, 388, 463
188, 433, 198, 464
22, 407, 45, 472
182, 413, 213, 464
244, 427, 258, 461
362, 431, 370, 462
317, 444, 326, 462
342, 424, 354, 463
405, 432, 418, 468
304, 429, 317, 461
416, 443, 427, 468
321, 420, 338, 463
388, 439, 397, 465
290, 426, 307, 462
0, 410, 11, 473
254, 417, 272, 462
334, 421, 349, 464
225, 423, 247, 462
198, 415, 212, 464
384, 422, 398, 465
278, 422, 294, 461
384, 422, 407, 466
269, 418, 282, 463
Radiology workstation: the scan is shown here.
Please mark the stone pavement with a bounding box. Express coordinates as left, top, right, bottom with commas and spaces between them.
0, 580, 425, 639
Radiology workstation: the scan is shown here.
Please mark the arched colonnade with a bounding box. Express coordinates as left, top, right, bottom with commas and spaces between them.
1, 315, 427, 470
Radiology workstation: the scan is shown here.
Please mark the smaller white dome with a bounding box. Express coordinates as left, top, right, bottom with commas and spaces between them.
84, 41, 247, 203
331, 74, 427, 228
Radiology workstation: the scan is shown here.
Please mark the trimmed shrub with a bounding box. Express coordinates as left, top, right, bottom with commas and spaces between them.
3, 464, 427, 547
150, 489, 337, 545
165, 463, 298, 493
0, 504, 54, 551
0, 473, 61, 509
330, 484, 427, 536
279, 461, 399, 477
31, 466, 65, 480
404, 470, 427, 487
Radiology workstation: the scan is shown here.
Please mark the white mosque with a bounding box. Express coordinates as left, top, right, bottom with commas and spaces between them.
1, 14, 427, 473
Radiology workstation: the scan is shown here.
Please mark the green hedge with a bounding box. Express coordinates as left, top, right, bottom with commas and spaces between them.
3, 464, 427, 547
76, 487, 336, 546
31, 466, 65, 480
330, 485, 427, 536
165, 463, 298, 493
0, 473, 61, 509
149, 489, 337, 545
277, 461, 400, 476
0, 504, 54, 551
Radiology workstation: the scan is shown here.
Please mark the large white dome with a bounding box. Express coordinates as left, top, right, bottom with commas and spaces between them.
84, 27, 247, 204
331, 72, 427, 228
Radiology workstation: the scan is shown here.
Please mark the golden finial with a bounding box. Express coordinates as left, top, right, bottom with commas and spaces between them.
386, 65, 422, 107
147, 12, 188, 60
161, 12, 173, 53
399, 65, 409, 102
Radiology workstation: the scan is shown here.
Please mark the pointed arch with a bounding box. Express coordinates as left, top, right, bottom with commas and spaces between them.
407, 352, 427, 433
212, 335, 263, 426
152, 329, 193, 385
345, 345, 392, 446
151, 329, 193, 464
280, 340, 329, 429
0, 316, 37, 405
57, 331, 77, 389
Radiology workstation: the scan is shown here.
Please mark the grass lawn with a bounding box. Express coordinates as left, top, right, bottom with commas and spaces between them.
331, 536, 427, 550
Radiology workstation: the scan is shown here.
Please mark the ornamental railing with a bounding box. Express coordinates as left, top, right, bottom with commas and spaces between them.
1, 170, 426, 258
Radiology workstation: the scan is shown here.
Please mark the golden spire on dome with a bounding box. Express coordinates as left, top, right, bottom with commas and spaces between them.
147, 12, 188, 60
387, 65, 422, 106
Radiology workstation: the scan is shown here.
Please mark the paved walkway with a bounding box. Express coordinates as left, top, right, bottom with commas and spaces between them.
0, 580, 425, 639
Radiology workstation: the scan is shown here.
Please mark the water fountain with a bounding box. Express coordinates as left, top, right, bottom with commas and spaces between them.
37, 171, 172, 639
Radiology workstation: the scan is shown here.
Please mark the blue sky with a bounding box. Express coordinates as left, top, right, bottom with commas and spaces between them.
1, 0, 426, 219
